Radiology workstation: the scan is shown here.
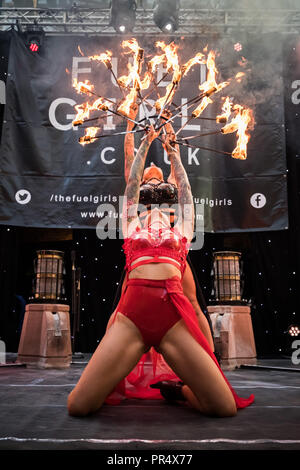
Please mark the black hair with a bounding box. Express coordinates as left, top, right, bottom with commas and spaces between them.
139, 180, 178, 206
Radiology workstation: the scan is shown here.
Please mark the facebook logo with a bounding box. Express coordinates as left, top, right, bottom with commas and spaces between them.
250, 193, 266, 209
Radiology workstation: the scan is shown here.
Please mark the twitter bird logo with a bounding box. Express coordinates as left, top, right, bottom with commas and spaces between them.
15, 189, 32, 205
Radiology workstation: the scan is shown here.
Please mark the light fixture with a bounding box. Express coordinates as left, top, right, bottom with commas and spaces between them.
234, 42, 243, 52
24, 23, 45, 53
153, 0, 180, 33
288, 325, 300, 337
30, 250, 67, 303
110, 0, 137, 33
210, 251, 247, 304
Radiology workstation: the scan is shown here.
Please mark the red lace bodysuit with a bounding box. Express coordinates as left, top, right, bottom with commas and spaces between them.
122, 225, 189, 277
106, 224, 254, 409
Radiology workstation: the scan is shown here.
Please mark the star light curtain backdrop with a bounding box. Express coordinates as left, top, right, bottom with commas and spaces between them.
0, 30, 288, 233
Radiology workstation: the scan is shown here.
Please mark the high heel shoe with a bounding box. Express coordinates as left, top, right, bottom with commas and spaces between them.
150, 380, 186, 402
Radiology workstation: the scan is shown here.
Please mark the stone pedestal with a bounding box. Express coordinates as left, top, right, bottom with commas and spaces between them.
17, 304, 72, 368
208, 304, 257, 370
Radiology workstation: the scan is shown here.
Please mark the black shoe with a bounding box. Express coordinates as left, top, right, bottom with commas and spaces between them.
150, 380, 186, 402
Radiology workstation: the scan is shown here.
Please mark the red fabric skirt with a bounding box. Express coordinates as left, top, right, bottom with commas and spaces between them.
106, 276, 254, 409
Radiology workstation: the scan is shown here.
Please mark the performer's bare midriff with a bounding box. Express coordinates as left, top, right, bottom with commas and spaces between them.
67, 124, 238, 419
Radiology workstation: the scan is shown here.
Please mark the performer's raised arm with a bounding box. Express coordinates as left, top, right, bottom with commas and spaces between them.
162, 132, 194, 241
162, 110, 178, 185
124, 103, 138, 184
122, 126, 160, 237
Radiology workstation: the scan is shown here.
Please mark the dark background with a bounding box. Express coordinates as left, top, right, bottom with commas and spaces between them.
0, 33, 299, 356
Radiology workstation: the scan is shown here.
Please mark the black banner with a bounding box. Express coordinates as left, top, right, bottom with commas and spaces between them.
0, 31, 288, 232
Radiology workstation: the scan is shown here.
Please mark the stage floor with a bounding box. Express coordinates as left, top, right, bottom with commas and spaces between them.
0, 354, 299, 451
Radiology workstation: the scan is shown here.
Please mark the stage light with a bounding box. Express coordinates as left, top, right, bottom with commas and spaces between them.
234, 42, 243, 52
110, 0, 137, 33
24, 24, 45, 53
29, 41, 39, 53
153, 0, 180, 33
289, 325, 300, 337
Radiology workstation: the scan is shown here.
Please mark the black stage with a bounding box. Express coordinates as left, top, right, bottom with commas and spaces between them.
0, 355, 299, 452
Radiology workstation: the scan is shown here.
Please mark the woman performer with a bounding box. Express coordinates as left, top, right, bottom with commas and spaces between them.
104, 104, 216, 402
123, 104, 214, 350
67, 125, 254, 417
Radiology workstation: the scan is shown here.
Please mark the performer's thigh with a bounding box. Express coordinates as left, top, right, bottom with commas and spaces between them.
158, 320, 237, 416
68, 313, 147, 416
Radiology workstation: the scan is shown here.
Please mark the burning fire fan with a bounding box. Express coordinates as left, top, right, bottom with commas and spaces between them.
72, 38, 255, 160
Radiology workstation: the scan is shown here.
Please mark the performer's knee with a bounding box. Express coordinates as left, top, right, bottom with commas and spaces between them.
182, 385, 237, 418
207, 400, 237, 418
67, 391, 95, 417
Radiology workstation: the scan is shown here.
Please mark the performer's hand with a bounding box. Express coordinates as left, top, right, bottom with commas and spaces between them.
145, 125, 161, 143
161, 109, 176, 136
161, 109, 172, 121
126, 102, 138, 130
162, 132, 177, 153
128, 102, 138, 121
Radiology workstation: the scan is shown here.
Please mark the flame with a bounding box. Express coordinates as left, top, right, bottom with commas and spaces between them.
118, 38, 145, 88
154, 41, 182, 111
118, 87, 138, 116
89, 50, 113, 68
221, 104, 254, 160
148, 53, 165, 73
155, 41, 179, 72
73, 79, 94, 95
199, 50, 229, 95
216, 96, 232, 123
73, 102, 93, 126
79, 127, 99, 145
192, 96, 213, 118
117, 38, 150, 116
235, 71, 245, 83
92, 97, 110, 112
72, 96, 110, 126
72, 39, 254, 155
182, 52, 206, 76
221, 104, 243, 134
191, 50, 230, 118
